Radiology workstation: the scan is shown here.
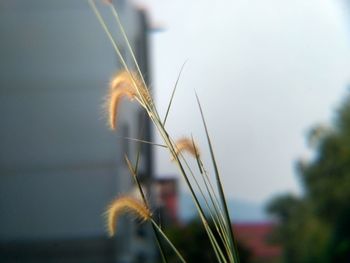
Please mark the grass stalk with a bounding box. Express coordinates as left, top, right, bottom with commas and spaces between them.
109, 3, 148, 91
118, 136, 167, 148
163, 61, 187, 126
89, 0, 153, 112
179, 149, 232, 261
155, 124, 228, 262
151, 219, 187, 263
88, 0, 129, 73
89, 2, 240, 261
195, 93, 240, 263
125, 156, 169, 263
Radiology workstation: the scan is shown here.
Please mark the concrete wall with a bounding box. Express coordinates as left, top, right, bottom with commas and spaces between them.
0, 1, 154, 262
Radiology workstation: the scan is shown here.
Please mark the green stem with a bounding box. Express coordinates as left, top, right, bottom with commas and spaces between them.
151, 219, 187, 263
195, 93, 240, 263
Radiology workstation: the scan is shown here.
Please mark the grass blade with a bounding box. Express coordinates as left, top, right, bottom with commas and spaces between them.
163, 61, 187, 126
117, 136, 167, 148
151, 220, 187, 263
195, 92, 240, 263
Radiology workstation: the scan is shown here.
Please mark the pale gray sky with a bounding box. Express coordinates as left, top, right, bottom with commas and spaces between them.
135, 0, 350, 203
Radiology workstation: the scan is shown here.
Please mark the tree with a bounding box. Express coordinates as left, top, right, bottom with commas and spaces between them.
267, 94, 350, 262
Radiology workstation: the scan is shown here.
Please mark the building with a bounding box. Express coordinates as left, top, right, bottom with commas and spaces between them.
154, 177, 179, 226
0, 1, 155, 262
233, 222, 282, 263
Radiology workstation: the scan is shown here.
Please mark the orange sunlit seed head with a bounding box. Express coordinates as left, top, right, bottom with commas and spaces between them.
172, 137, 200, 160
106, 70, 151, 130
105, 196, 151, 237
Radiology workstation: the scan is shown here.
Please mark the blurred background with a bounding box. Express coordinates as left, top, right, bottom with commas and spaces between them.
1, 0, 350, 262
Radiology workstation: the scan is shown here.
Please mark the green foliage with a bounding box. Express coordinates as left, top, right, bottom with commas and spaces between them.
267, 94, 350, 263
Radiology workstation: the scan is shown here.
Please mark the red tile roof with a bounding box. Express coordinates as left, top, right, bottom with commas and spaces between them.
233, 222, 282, 260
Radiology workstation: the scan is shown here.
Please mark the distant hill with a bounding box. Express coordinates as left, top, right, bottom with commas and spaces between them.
179, 192, 269, 223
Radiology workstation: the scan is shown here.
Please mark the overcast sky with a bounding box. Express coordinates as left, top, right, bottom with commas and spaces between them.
134, 0, 350, 203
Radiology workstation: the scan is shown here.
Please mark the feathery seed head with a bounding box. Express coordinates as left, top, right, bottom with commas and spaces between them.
107, 88, 135, 130
106, 196, 151, 237
172, 137, 200, 160
107, 70, 151, 130
109, 70, 136, 92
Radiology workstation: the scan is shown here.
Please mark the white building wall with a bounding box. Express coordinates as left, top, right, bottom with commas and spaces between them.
0, 1, 154, 262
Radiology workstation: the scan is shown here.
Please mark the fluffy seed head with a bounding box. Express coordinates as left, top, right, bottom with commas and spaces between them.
107, 88, 135, 130
172, 138, 200, 160
110, 70, 151, 103
106, 196, 151, 237
107, 70, 151, 130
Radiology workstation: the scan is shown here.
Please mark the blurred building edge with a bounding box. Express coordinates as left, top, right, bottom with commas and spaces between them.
0, 1, 155, 263
233, 222, 282, 263
154, 177, 179, 227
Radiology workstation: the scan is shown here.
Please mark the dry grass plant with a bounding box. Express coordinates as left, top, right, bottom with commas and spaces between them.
88, 1, 241, 262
